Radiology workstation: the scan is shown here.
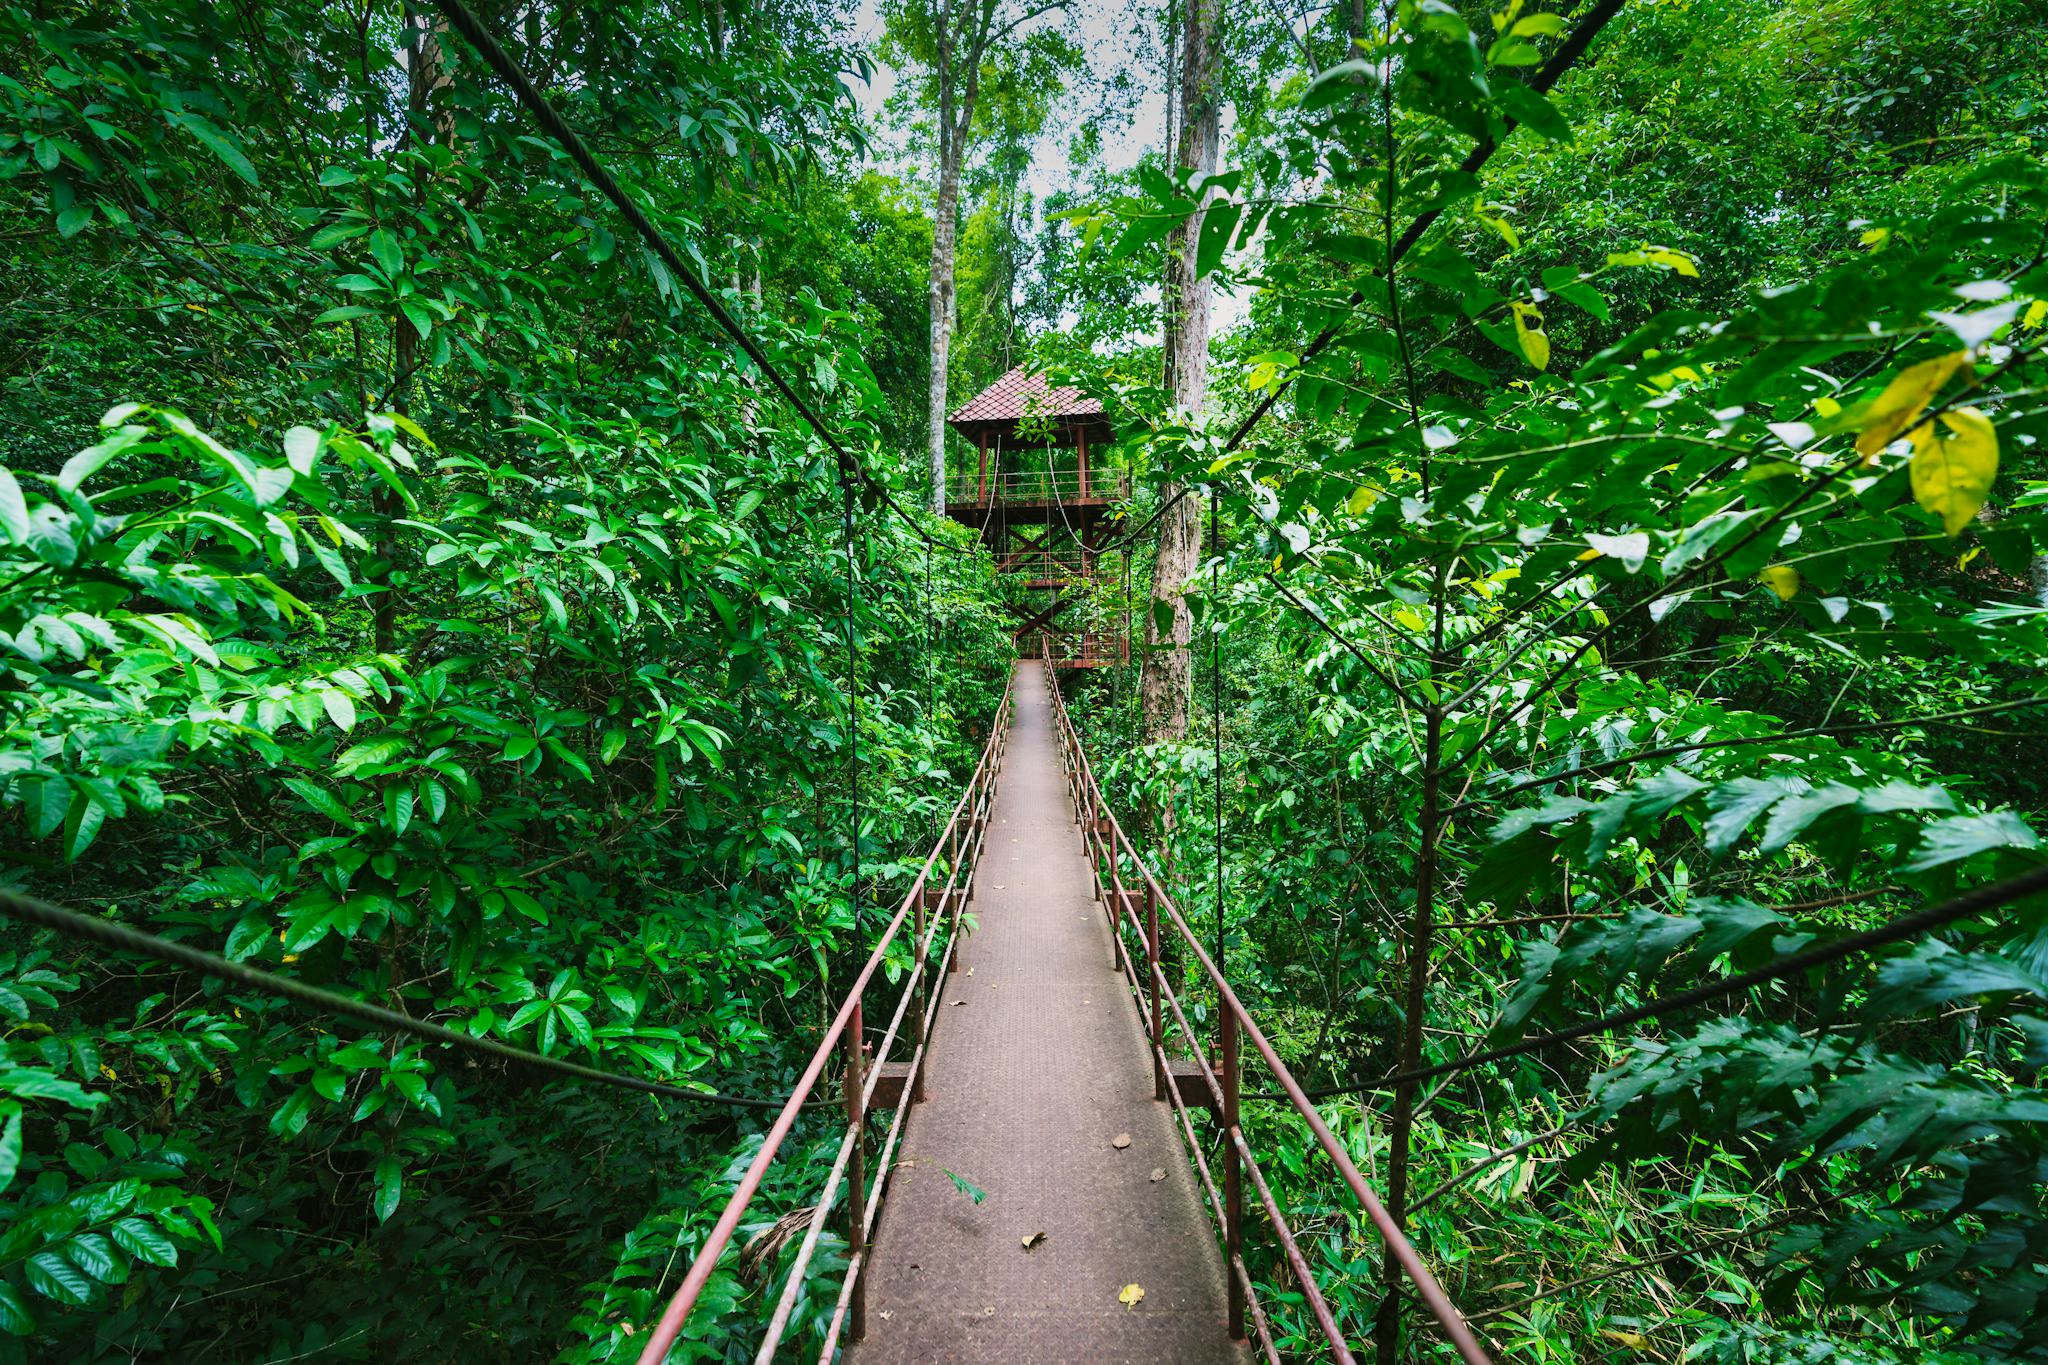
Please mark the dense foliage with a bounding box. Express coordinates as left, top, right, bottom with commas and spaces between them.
1, 1, 1006, 1360
9, 0, 2048, 1361
1066, 0, 2048, 1360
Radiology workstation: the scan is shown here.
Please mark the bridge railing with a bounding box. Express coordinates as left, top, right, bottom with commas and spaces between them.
635, 686, 1013, 1363
1044, 679, 1491, 1365
946, 466, 1130, 505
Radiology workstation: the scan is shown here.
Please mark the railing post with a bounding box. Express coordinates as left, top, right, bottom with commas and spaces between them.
843, 998, 867, 1341
1147, 880, 1164, 1103
1221, 1003, 1244, 1342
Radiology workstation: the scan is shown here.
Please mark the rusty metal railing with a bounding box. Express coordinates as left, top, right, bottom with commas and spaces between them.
636, 686, 1012, 1363
946, 467, 1130, 506
1037, 630, 1127, 667
1044, 679, 1492, 1365
995, 546, 1088, 581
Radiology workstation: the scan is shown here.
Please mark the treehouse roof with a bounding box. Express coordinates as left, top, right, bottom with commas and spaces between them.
948, 367, 1108, 445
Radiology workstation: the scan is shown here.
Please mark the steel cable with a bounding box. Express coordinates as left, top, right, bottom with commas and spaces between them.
0, 888, 820, 1111
424, 0, 953, 553
1279, 859, 2048, 1104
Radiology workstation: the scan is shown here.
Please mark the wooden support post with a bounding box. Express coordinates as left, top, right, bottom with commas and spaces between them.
843, 998, 868, 1341
1222, 1005, 1244, 1341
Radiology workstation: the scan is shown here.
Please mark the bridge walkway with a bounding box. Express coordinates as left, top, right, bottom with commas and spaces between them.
849, 662, 1246, 1363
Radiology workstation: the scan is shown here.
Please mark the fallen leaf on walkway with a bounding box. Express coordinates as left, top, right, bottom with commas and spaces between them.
1021, 1231, 1046, 1250
1112, 1133, 1131, 1149
943, 1169, 988, 1203
1149, 1168, 1166, 1182
951, 999, 967, 1006
1119, 1283, 1145, 1310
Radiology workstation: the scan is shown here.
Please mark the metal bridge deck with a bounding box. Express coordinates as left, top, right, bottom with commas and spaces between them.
850, 662, 1246, 1363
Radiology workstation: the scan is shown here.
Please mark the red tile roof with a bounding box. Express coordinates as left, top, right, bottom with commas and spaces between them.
948, 367, 1104, 426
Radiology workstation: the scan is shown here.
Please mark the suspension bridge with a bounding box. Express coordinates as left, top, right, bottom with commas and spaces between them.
629, 657, 1488, 1363
10, 0, 2048, 1358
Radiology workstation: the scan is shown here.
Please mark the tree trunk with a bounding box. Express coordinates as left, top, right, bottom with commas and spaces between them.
927, 46, 971, 516
2033, 551, 2048, 608
928, 148, 962, 514
1141, 0, 1221, 745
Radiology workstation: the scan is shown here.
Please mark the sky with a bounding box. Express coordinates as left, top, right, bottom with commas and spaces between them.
841, 0, 1249, 337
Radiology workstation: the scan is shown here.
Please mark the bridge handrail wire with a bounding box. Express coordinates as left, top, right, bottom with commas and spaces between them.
1043, 680, 1492, 1365
637, 687, 1013, 1364
0, 890, 817, 1112
426, 0, 955, 556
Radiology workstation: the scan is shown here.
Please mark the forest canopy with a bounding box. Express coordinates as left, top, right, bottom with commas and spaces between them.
3, 0, 2048, 1361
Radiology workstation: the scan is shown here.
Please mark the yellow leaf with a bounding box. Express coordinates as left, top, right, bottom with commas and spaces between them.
1509, 302, 1549, 371
1853, 351, 1969, 460
1757, 564, 1799, 600
1574, 547, 1602, 561
1813, 395, 1842, 418
1345, 485, 1378, 515
1646, 247, 1699, 277
1118, 1283, 1145, 1310
1910, 407, 1999, 538
1599, 1328, 1651, 1350
1859, 226, 1891, 248
2025, 299, 2048, 330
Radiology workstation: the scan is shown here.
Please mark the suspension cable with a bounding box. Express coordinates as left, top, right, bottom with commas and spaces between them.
424, 0, 952, 553
1211, 495, 1225, 978
844, 475, 864, 917
0, 888, 818, 1111
1280, 860, 2048, 1104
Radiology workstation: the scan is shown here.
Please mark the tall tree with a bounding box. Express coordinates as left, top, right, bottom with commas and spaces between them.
884, 0, 1070, 512
1140, 0, 1222, 743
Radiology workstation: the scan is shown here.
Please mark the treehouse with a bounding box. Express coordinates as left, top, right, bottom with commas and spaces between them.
945, 367, 1128, 667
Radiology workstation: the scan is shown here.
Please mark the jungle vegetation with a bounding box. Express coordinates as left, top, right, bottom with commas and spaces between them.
4, 0, 2048, 1361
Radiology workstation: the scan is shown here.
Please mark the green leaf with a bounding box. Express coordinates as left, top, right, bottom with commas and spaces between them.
368, 228, 403, 279
110, 1218, 178, 1268
1705, 776, 1806, 854
0, 1282, 34, 1335
1905, 812, 2040, 872
942, 1168, 988, 1204
385, 785, 414, 837
65, 1233, 122, 1285
166, 111, 259, 186
1194, 200, 1242, 280
0, 1105, 20, 1194
310, 221, 369, 250
56, 204, 91, 237
0, 467, 29, 543
63, 790, 107, 862
283, 777, 357, 825
25, 1252, 91, 1305
374, 1155, 402, 1222
313, 304, 376, 325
